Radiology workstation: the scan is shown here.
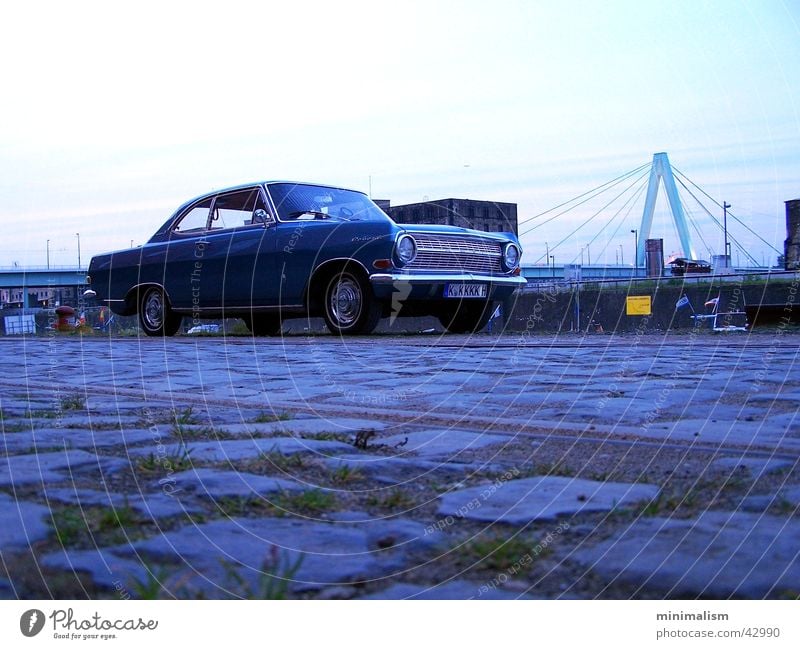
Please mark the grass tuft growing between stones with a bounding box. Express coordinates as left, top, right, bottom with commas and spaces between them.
135, 444, 193, 474
49, 503, 145, 547
262, 449, 306, 471
274, 489, 337, 516
455, 534, 545, 572
173, 406, 198, 426
366, 489, 416, 512
214, 489, 338, 518
253, 411, 292, 423
329, 464, 365, 485
221, 545, 304, 599
59, 394, 86, 411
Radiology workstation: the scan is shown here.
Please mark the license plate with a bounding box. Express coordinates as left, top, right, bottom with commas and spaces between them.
444, 283, 487, 299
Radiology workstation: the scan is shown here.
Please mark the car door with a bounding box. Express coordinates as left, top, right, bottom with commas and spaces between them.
200, 187, 280, 310
162, 196, 214, 311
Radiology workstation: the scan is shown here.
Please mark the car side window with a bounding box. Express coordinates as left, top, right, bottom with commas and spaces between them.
209, 189, 269, 230
173, 198, 213, 233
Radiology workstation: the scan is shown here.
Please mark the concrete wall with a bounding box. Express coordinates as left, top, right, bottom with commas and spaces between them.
504, 276, 800, 333
785, 199, 800, 271
12, 275, 800, 335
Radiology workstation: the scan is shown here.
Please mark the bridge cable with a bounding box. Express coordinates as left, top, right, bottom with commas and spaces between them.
570, 172, 650, 264
672, 166, 782, 255
534, 167, 652, 261
674, 180, 715, 258
674, 175, 760, 266
517, 162, 651, 236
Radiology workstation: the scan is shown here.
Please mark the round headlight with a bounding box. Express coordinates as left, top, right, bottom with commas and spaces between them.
396, 234, 417, 265
503, 243, 520, 270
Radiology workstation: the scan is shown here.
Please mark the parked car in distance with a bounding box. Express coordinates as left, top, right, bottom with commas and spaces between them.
668, 257, 712, 276
86, 181, 526, 336
186, 323, 221, 335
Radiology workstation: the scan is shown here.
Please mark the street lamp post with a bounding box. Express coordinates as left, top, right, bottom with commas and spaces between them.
76, 233, 81, 269
550, 255, 555, 278
619, 244, 624, 266
631, 229, 638, 277
723, 201, 731, 267
46, 240, 50, 270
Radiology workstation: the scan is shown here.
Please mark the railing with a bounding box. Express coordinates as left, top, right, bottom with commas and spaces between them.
522, 269, 796, 292
0, 266, 86, 272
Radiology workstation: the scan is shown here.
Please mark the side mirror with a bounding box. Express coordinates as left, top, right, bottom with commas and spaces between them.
254, 208, 270, 225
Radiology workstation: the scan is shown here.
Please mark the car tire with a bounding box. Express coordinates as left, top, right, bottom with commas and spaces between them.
438, 300, 493, 334
243, 314, 282, 336
139, 286, 182, 337
322, 268, 381, 335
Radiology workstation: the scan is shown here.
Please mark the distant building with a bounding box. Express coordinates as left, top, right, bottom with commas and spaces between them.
0, 286, 75, 309
379, 198, 518, 235
785, 199, 800, 270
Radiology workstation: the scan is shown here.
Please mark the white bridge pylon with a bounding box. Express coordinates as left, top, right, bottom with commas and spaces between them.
637, 152, 697, 266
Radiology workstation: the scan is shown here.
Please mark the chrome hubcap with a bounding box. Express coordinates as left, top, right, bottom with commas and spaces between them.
143, 291, 163, 329
330, 276, 362, 327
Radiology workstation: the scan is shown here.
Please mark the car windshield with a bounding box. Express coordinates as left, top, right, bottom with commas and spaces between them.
267, 183, 390, 223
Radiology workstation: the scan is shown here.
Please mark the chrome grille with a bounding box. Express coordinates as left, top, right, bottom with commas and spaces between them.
406, 233, 503, 273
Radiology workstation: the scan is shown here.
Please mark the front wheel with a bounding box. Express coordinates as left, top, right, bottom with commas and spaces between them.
139, 286, 182, 337
322, 269, 381, 335
438, 300, 493, 334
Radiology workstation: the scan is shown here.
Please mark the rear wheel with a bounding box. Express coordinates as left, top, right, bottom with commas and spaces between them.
438, 300, 493, 334
322, 268, 381, 335
139, 287, 182, 337
243, 314, 282, 336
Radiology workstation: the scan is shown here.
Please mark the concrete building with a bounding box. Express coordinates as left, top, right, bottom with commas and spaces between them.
379, 198, 518, 235
785, 198, 800, 270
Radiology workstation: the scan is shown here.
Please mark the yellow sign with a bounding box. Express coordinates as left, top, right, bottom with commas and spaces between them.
626, 295, 652, 316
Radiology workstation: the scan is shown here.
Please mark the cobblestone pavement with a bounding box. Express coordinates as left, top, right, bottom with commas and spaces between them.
1, 332, 798, 599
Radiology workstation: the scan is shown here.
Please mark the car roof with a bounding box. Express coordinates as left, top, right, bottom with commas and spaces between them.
188, 180, 367, 204
152, 181, 372, 240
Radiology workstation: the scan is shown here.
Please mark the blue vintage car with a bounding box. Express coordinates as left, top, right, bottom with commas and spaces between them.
87, 182, 526, 335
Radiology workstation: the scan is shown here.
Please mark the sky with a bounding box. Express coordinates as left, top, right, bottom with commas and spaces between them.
1, 0, 798, 268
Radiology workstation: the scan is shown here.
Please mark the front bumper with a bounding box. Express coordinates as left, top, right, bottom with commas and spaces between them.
369, 272, 527, 301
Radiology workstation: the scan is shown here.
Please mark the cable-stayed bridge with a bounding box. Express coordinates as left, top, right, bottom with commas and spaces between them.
519, 151, 782, 278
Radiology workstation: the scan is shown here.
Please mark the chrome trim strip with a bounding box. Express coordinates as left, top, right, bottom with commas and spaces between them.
172, 304, 304, 314
369, 273, 527, 286
313, 257, 371, 277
